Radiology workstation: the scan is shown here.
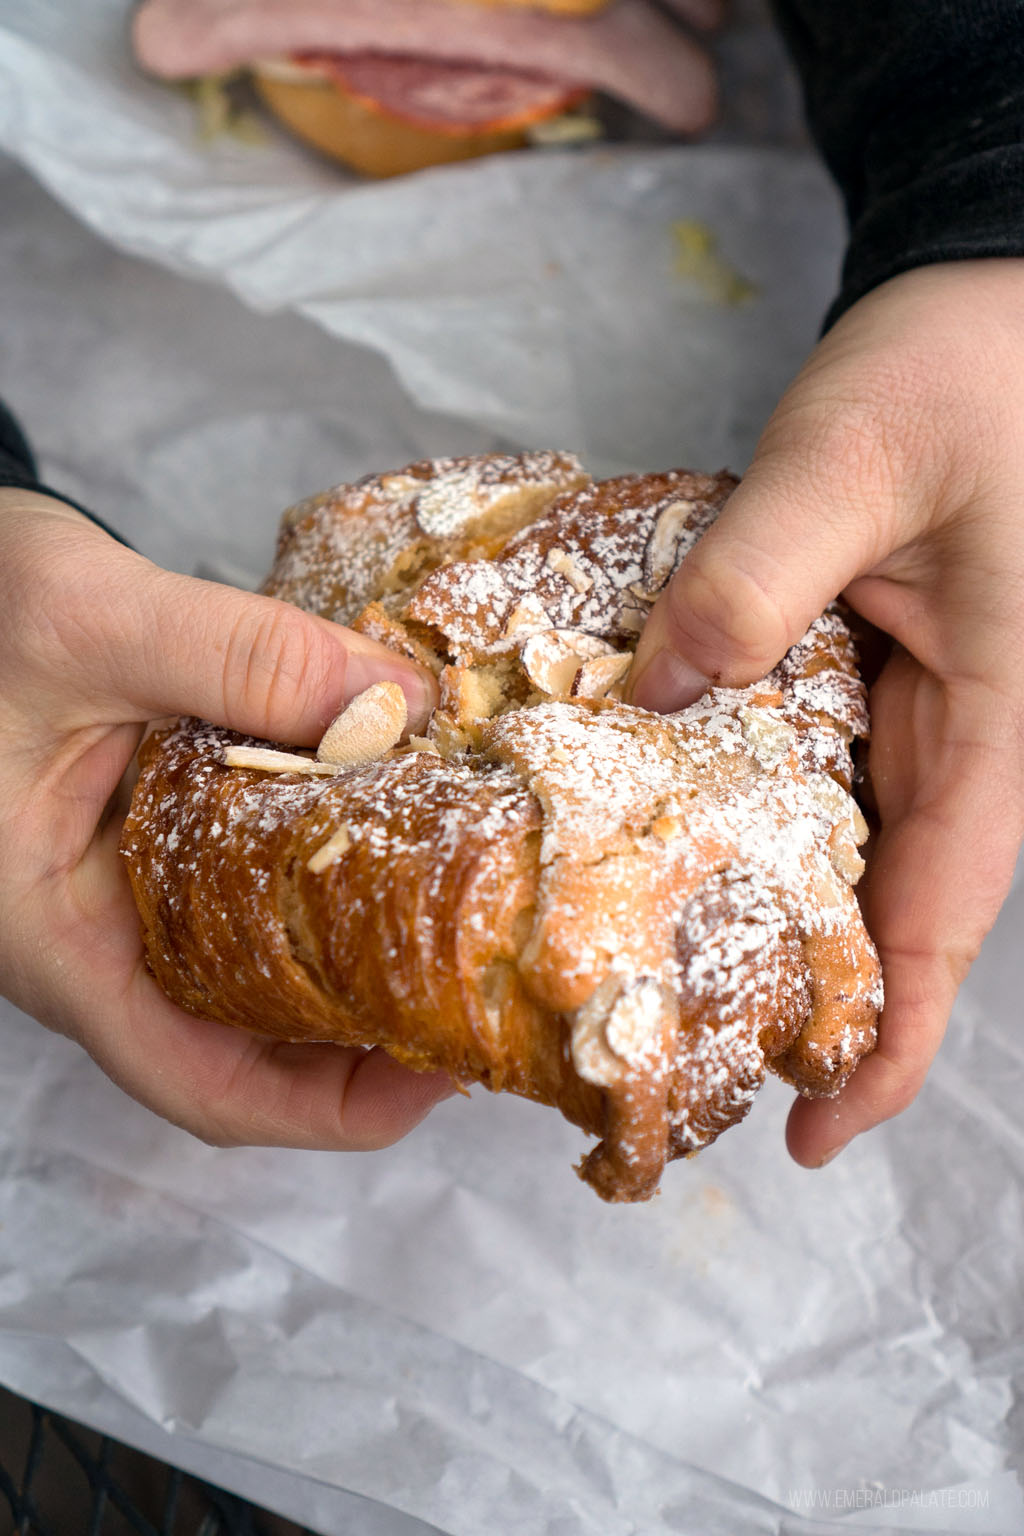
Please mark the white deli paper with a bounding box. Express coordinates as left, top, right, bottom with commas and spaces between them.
0, 5, 1023, 1534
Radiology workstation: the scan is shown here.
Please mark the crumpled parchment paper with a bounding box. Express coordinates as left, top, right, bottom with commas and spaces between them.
0, 5, 1023, 1534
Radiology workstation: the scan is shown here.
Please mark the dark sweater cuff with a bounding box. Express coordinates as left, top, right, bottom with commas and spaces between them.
771, 0, 1024, 331
0, 467, 131, 547
827, 146, 1024, 329
0, 399, 130, 546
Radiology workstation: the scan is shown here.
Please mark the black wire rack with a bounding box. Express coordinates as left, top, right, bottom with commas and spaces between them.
0, 1388, 312, 1536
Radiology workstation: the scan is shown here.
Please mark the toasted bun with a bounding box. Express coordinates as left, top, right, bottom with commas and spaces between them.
253, 57, 587, 177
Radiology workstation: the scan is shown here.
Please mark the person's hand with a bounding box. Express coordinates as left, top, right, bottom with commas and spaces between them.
628, 260, 1024, 1166
0, 489, 452, 1150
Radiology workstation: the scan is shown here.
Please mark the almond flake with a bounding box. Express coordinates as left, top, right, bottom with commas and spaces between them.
643, 499, 695, 594
571, 653, 631, 701
828, 826, 866, 883
502, 596, 550, 640
222, 746, 339, 776
522, 630, 615, 698
430, 712, 471, 757
618, 606, 647, 634
307, 825, 352, 873
571, 975, 673, 1086
317, 681, 408, 766
545, 547, 592, 594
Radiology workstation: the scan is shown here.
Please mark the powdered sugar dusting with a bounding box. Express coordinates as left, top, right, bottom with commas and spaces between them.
124, 452, 881, 1202
263, 449, 587, 626
407, 469, 735, 658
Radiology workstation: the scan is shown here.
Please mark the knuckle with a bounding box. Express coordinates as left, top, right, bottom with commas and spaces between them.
667, 547, 792, 681
6, 535, 94, 668
765, 389, 905, 512
767, 333, 1000, 528
14, 531, 154, 707
878, 1068, 926, 1123
178, 1081, 254, 1149
219, 599, 337, 735
190, 1120, 239, 1151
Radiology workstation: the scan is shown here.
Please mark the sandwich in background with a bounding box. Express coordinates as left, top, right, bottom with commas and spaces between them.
133, 0, 722, 177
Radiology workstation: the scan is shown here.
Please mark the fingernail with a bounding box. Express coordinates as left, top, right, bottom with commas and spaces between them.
630, 649, 709, 713
392, 668, 437, 736
346, 655, 436, 735
815, 1144, 844, 1168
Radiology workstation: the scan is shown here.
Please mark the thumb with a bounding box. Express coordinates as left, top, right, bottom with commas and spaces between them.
627, 443, 890, 712
53, 540, 436, 744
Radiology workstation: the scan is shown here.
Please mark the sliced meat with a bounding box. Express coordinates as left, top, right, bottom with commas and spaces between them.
305, 53, 587, 130
133, 0, 717, 132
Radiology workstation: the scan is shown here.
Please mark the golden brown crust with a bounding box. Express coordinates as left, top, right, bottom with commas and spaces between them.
252, 48, 593, 178
252, 72, 540, 178
122, 452, 882, 1201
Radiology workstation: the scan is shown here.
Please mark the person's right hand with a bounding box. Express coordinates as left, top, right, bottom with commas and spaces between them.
627, 260, 1024, 1169
0, 488, 453, 1150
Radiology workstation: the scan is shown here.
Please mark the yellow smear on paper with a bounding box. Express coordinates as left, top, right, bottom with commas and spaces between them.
671, 220, 757, 307
183, 74, 266, 145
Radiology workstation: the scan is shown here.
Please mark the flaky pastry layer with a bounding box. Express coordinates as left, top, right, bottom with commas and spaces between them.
122, 452, 882, 1200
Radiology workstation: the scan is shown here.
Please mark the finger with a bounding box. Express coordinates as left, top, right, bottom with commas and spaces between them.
136, 566, 438, 741
787, 658, 1024, 1166
109, 973, 457, 1151
628, 454, 891, 712
25, 523, 436, 743
16, 811, 455, 1153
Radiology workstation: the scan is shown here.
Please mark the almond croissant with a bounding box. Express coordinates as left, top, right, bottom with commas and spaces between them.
121, 452, 881, 1200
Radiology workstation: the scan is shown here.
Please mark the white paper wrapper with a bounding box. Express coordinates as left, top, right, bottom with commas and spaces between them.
0, 0, 839, 472
1, 5, 1023, 1534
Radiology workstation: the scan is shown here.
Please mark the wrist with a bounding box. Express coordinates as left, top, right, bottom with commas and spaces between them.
0, 485, 97, 526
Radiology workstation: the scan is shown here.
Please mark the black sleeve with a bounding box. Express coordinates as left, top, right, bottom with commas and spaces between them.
0, 398, 128, 544
769, 0, 1024, 329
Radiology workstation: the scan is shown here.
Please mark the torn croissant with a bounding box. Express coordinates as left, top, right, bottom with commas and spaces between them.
121, 452, 881, 1201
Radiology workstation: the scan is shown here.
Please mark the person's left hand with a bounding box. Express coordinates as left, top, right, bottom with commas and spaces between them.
0, 490, 452, 1152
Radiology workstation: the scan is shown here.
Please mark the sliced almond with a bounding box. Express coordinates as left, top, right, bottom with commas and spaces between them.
544, 546, 592, 594
808, 776, 869, 885
317, 681, 407, 767
522, 630, 614, 698
642, 499, 695, 594
618, 605, 647, 635
503, 595, 549, 639
377, 472, 422, 498
828, 826, 866, 884
571, 652, 631, 701
430, 711, 472, 757
307, 825, 352, 874
627, 583, 657, 605
571, 975, 674, 1087
737, 705, 798, 771
223, 746, 339, 776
